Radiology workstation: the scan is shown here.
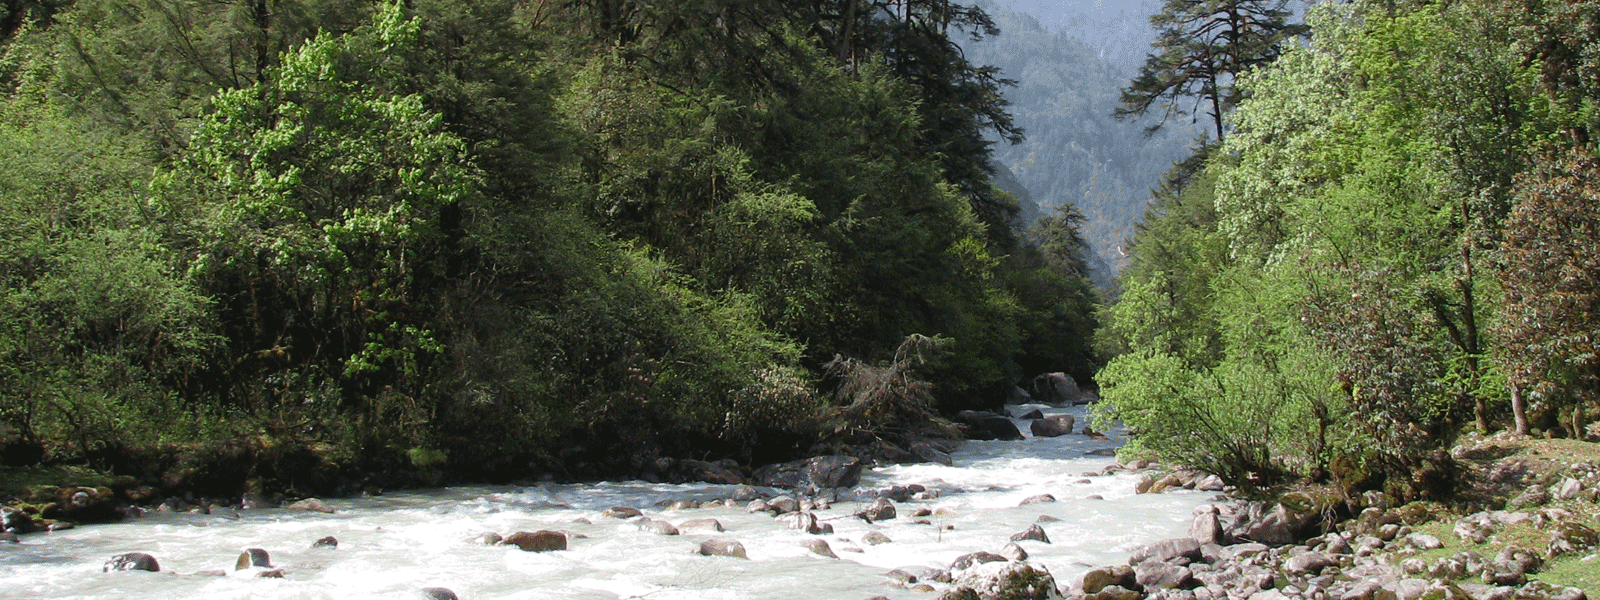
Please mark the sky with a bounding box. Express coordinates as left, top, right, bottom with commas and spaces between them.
987, 0, 1157, 33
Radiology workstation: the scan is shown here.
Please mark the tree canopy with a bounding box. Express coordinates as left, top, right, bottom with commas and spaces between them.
0, 0, 1102, 487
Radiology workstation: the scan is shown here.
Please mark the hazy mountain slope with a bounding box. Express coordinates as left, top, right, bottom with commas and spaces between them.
968, 0, 1201, 273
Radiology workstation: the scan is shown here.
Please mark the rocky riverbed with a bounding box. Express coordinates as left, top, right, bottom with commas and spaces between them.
6, 408, 1596, 600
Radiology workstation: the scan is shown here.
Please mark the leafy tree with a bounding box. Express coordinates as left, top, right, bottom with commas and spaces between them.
1114, 0, 1305, 141
1497, 146, 1600, 437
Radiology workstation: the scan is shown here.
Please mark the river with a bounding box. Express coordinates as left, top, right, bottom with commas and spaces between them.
0, 403, 1216, 599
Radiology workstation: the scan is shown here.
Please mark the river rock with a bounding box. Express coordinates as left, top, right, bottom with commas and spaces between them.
1010, 523, 1050, 544
1225, 501, 1316, 546
679, 518, 725, 533
1515, 581, 1588, 600
286, 498, 335, 513
255, 568, 286, 578
730, 485, 764, 502
1033, 372, 1084, 405
1284, 551, 1335, 576
1403, 532, 1443, 551
1134, 560, 1193, 590
236, 548, 272, 570
311, 536, 338, 550
1019, 408, 1045, 420
950, 551, 1008, 572
420, 588, 458, 600
603, 506, 643, 519
503, 530, 567, 552
473, 532, 503, 545
1548, 521, 1598, 558
104, 552, 160, 572
1031, 415, 1076, 438
1190, 505, 1222, 545
858, 497, 896, 521
876, 484, 926, 502
1020, 494, 1057, 506
955, 411, 1025, 441
1001, 542, 1030, 561
911, 442, 955, 466
697, 538, 747, 559
668, 458, 747, 485
863, 531, 892, 545
1080, 565, 1135, 595
947, 562, 1060, 600
804, 538, 838, 558
1129, 537, 1201, 565
638, 518, 680, 535
754, 455, 863, 490
778, 511, 826, 534
1, 506, 36, 535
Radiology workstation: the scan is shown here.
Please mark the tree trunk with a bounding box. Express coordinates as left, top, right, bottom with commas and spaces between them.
1511, 385, 1529, 435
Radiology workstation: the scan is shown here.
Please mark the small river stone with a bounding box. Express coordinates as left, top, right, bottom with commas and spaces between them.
236, 548, 272, 570
804, 538, 838, 558
697, 539, 747, 559
104, 552, 160, 573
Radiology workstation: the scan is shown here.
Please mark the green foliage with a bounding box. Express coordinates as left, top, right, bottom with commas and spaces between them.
1496, 146, 1600, 431
1098, 0, 1600, 496
0, 101, 218, 461
0, 0, 1102, 490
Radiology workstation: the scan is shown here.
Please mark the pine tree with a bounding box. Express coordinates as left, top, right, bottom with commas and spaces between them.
1114, 0, 1306, 141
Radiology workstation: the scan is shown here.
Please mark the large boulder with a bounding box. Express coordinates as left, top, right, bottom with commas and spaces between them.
955, 411, 1024, 441
755, 456, 863, 490
1032, 372, 1085, 405
1030, 415, 1076, 438
1225, 501, 1318, 546
944, 562, 1061, 600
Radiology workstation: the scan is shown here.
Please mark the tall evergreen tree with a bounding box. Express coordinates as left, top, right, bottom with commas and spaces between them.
1114, 0, 1305, 141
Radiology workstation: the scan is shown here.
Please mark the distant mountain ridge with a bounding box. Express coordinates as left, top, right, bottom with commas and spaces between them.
968, 0, 1201, 274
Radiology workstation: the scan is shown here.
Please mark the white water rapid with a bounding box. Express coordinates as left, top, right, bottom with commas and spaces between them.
1, 404, 1218, 599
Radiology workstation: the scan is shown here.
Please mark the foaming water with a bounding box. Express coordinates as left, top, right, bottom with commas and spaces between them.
0, 405, 1216, 599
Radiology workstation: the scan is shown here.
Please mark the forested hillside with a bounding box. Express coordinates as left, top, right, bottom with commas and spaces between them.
1097, 0, 1600, 501
963, 0, 1199, 275
0, 0, 1101, 490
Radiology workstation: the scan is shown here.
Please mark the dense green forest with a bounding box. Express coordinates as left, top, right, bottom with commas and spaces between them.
964, 0, 1198, 278
0, 0, 1103, 488
1096, 0, 1600, 500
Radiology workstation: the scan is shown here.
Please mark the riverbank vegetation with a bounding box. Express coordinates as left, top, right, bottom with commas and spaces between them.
0, 0, 1105, 496
1097, 0, 1600, 503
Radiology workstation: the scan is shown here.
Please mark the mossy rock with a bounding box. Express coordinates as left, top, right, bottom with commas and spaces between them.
1388, 502, 1436, 526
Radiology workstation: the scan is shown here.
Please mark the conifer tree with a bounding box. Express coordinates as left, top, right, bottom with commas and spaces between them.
1114, 0, 1305, 141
